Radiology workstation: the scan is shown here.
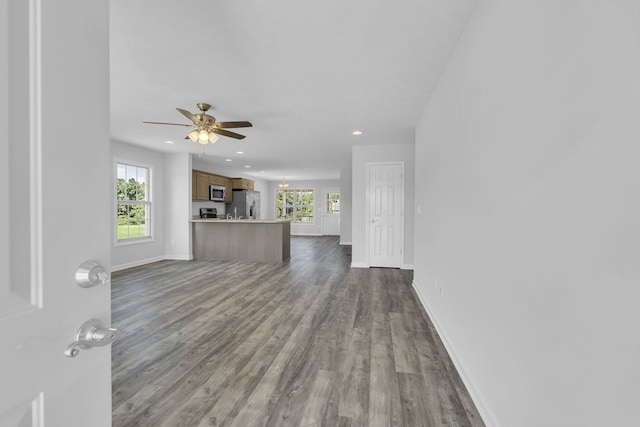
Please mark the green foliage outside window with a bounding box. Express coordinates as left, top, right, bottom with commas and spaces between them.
276, 189, 314, 223
327, 192, 340, 214
116, 163, 151, 240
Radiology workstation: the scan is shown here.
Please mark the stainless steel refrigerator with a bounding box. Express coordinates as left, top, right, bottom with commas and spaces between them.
227, 190, 260, 219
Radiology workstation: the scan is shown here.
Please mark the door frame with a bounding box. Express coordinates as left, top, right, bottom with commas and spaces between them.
365, 161, 404, 267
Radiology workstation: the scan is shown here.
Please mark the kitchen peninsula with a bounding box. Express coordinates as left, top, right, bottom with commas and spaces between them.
191, 219, 290, 263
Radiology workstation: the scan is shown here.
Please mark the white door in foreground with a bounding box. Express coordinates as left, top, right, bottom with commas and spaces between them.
368, 163, 404, 268
0, 0, 112, 425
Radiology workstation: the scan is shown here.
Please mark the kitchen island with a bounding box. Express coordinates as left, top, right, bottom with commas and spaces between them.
191, 219, 290, 263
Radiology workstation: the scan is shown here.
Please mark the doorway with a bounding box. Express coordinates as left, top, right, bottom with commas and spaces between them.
367, 162, 404, 268
321, 188, 340, 236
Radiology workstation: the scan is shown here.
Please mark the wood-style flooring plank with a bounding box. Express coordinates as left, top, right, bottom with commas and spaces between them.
111, 236, 485, 427
368, 274, 403, 427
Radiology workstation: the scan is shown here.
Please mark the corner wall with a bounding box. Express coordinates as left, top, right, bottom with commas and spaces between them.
414, 1, 640, 425
340, 168, 352, 245
165, 153, 192, 260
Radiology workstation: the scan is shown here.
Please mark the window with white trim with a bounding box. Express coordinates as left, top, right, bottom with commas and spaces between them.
276, 189, 314, 223
116, 162, 151, 242
326, 191, 340, 214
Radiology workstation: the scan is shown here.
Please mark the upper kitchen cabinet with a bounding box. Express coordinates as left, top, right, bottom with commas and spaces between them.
208, 174, 226, 186
192, 170, 234, 202
224, 179, 232, 202
193, 170, 211, 201
232, 178, 254, 190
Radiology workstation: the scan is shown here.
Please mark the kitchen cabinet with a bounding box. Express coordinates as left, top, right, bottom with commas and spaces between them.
193, 170, 253, 202
208, 174, 225, 186
232, 178, 254, 190
192, 170, 234, 202
193, 171, 211, 201
224, 179, 233, 202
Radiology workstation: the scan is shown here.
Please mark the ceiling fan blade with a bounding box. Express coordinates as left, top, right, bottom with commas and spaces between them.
214, 121, 253, 129
176, 108, 198, 123
211, 128, 246, 140
143, 121, 194, 127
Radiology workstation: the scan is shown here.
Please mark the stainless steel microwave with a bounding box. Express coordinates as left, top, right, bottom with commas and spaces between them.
210, 185, 226, 202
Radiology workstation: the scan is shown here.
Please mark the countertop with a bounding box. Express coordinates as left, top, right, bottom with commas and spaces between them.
190, 218, 290, 224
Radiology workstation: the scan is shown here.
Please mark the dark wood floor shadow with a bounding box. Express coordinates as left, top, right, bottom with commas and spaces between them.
111, 236, 485, 427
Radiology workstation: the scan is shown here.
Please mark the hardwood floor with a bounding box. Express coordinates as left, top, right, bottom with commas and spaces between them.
111, 236, 484, 427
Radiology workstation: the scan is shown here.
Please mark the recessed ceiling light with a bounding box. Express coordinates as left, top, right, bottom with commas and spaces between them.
165, 140, 174, 144
236, 151, 244, 154
352, 130, 363, 136
225, 159, 232, 162
244, 165, 251, 168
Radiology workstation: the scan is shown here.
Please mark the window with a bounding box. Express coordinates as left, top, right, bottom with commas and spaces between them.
276, 189, 314, 223
116, 162, 151, 242
326, 191, 340, 214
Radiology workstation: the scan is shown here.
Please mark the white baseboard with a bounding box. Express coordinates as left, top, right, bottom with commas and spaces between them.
339, 241, 352, 246
350, 261, 369, 268
165, 254, 192, 261
111, 255, 166, 272
411, 280, 496, 427
351, 261, 413, 269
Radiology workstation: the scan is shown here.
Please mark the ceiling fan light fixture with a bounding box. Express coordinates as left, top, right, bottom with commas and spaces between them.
144, 103, 253, 145
187, 130, 199, 142
208, 132, 219, 144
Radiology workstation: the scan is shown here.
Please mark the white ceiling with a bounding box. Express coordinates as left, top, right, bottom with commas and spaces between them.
110, 0, 475, 181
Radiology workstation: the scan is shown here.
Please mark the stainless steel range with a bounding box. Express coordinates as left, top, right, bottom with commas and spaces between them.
199, 207, 218, 218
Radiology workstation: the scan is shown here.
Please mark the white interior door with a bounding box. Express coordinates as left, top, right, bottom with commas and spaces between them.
321, 188, 340, 236
368, 163, 404, 268
0, 0, 112, 425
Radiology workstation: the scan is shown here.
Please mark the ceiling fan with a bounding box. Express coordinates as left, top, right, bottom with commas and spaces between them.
143, 103, 252, 145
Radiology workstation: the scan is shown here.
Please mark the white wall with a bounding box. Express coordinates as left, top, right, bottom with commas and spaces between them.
413, 1, 640, 426
339, 168, 352, 245
165, 153, 192, 260
266, 179, 341, 236
111, 141, 167, 270
351, 144, 415, 269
